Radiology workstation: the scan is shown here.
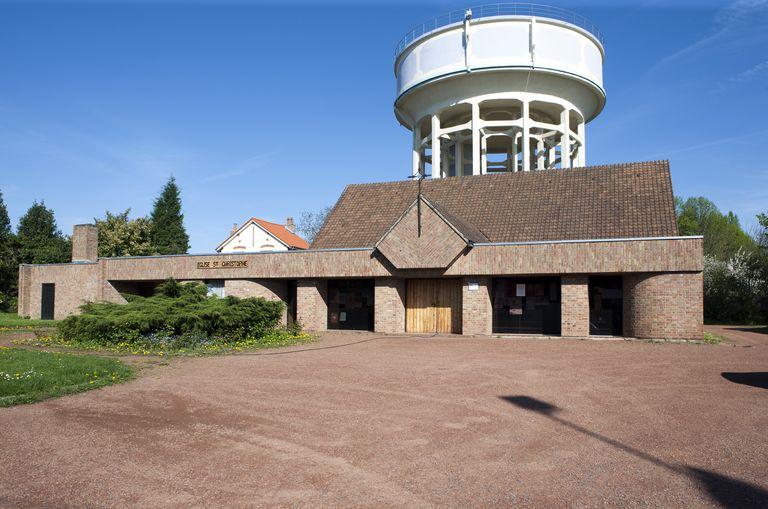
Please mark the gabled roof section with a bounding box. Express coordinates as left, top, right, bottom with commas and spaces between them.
216, 218, 309, 252
423, 196, 490, 244
311, 161, 679, 249
375, 195, 472, 269
375, 195, 488, 247
252, 219, 309, 250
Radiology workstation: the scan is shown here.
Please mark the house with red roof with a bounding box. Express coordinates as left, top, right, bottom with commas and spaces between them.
215, 217, 309, 253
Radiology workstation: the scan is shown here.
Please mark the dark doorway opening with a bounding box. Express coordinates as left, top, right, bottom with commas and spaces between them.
286, 280, 297, 326
110, 280, 163, 298
589, 276, 623, 336
41, 283, 55, 320
327, 279, 374, 331
492, 277, 561, 335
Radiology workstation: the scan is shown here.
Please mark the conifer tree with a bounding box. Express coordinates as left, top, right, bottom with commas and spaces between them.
0, 190, 17, 310
150, 177, 189, 255
16, 201, 70, 265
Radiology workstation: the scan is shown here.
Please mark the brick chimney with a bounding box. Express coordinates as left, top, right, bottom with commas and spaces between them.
285, 217, 295, 233
72, 224, 98, 262
230, 223, 239, 235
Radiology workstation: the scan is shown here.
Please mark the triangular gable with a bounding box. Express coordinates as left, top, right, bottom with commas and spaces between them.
375, 195, 475, 269
216, 219, 290, 252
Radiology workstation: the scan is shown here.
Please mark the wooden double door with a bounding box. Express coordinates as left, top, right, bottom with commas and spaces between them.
406, 279, 462, 334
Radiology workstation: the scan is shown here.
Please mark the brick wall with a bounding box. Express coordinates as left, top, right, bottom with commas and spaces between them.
101, 238, 702, 282
297, 279, 327, 332
447, 237, 702, 276
561, 275, 589, 337
374, 278, 406, 333
104, 248, 388, 281
101, 279, 127, 306
17, 265, 30, 317
72, 224, 98, 262
21, 263, 101, 319
462, 277, 492, 335
624, 272, 703, 340
225, 279, 289, 326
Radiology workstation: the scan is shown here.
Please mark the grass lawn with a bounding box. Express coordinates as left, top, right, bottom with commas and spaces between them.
0, 347, 133, 407
0, 312, 58, 330
18, 329, 314, 357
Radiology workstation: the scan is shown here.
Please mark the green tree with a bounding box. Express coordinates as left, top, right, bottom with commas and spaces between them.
95, 209, 154, 258
675, 196, 755, 260
754, 212, 768, 324
0, 190, 17, 310
149, 177, 189, 255
703, 252, 765, 323
757, 212, 768, 248
16, 201, 70, 265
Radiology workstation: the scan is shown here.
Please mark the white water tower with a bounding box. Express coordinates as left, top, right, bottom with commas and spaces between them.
394, 3, 605, 178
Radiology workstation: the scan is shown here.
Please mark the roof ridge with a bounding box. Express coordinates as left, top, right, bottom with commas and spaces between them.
342, 160, 671, 188
252, 217, 285, 226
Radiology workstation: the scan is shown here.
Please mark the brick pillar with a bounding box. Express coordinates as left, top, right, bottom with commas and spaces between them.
72, 224, 98, 262
623, 272, 703, 340
297, 279, 327, 332
462, 277, 491, 335
374, 278, 405, 334
17, 265, 30, 317
561, 275, 589, 337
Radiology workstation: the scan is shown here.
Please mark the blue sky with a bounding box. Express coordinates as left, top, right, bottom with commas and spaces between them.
0, 0, 766, 252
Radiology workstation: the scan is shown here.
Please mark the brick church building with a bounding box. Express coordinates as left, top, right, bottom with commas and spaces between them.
18, 160, 703, 339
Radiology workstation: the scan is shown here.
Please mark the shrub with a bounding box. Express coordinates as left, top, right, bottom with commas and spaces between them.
704, 250, 766, 324
58, 279, 284, 345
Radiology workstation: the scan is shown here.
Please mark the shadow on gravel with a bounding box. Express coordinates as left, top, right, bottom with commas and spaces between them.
725, 327, 768, 336
500, 395, 768, 509
721, 372, 768, 389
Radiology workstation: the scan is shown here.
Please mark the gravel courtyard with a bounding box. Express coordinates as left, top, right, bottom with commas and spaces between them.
1, 329, 767, 508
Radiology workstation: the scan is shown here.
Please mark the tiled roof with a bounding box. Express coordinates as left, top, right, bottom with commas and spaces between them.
417, 195, 490, 244
311, 161, 678, 249
217, 218, 309, 251
252, 219, 309, 250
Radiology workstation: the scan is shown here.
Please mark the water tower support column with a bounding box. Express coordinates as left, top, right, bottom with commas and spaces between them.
471, 102, 481, 175
522, 101, 531, 171
577, 122, 586, 167
537, 139, 545, 170
560, 109, 571, 169
455, 138, 464, 176
512, 136, 519, 172
412, 125, 422, 176
431, 114, 441, 178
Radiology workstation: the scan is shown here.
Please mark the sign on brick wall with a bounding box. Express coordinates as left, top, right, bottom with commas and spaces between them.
196, 260, 248, 269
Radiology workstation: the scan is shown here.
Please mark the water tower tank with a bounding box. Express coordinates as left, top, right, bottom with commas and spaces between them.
394, 3, 605, 178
